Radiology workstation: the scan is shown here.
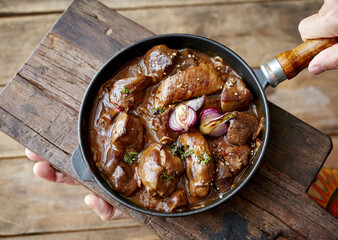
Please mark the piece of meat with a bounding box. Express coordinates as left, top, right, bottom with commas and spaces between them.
203, 94, 221, 110
110, 112, 144, 152
226, 111, 258, 146
154, 63, 224, 108
210, 136, 252, 173
102, 155, 139, 196
144, 45, 178, 79
97, 112, 113, 130
209, 136, 231, 159
166, 190, 188, 212
174, 50, 199, 72
252, 116, 264, 140
214, 160, 233, 193
224, 145, 251, 172
109, 76, 152, 110
221, 76, 252, 112
138, 143, 184, 197
151, 105, 180, 145
178, 132, 215, 198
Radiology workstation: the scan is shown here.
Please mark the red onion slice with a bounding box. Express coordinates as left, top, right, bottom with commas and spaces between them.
199, 108, 234, 137
168, 104, 198, 132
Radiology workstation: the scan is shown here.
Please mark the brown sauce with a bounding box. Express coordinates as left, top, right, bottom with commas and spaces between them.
89, 45, 263, 212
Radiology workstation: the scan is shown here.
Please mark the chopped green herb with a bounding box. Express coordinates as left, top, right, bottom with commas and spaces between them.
150, 107, 166, 115
162, 172, 175, 181
120, 86, 131, 95
181, 147, 194, 160
197, 152, 212, 165
123, 152, 139, 165
170, 143, 197, 160
170, 142, 185, 156
113, 93, 117, 97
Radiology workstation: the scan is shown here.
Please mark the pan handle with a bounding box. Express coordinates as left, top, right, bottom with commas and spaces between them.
71, 145, 96, 182
261, 37, 338, 87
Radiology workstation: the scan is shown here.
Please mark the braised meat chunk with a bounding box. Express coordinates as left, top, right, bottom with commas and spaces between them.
221, 76, 252, 112
139, 144, 184, 197
174, 50, 199, 72
154, 63, 224, 108
110, 112, 144, 153
214, 160, 233, 193
203, 94, 222, 110
226, 111, 258, 146
109, 76, 152, 110
151, 106, 180, 145
144, 45, 178, 79
209, 136, 231, 159
166, 190, 188, 212
102, 156, 139, 196
224, 145, 251, 172
210, 136, 251, 172
178, 132, 215, 198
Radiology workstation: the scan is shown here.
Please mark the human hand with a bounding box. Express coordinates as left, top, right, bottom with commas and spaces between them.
25, 148, 128, 220
298, 0, 338, 75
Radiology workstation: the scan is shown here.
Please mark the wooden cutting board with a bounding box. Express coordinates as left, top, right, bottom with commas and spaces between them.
0, 0, 336, 239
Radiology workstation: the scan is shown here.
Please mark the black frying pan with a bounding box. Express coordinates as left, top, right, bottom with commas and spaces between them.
71, 34, 337, 217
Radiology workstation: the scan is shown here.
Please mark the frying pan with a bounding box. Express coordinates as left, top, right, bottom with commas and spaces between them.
71, 34, 337, 217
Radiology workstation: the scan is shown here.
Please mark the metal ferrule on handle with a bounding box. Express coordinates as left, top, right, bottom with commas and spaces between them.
260, 58, 287, 87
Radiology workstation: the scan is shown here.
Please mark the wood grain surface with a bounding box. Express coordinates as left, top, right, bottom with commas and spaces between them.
0, 0, 337, 239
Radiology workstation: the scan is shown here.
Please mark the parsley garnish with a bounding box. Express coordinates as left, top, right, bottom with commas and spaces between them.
170, 143, 211, 164
150, 107, 166, 115
197, 152, 212, 165
123, 152, 139, 165
162, 172, 175, 181
120, 86, 131, 95
181, 145, 194, 160
170, 142, 184, 156
170, 143, 194, 160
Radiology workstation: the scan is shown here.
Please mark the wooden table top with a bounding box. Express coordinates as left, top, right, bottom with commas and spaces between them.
0, 0, 337, 239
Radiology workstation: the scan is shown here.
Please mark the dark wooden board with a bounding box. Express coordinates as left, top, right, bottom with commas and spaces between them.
0, 0, 336, 239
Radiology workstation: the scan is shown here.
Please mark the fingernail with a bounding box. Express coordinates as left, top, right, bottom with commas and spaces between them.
309, 65, 324, 75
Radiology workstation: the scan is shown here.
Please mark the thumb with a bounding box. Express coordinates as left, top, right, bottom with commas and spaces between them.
308, 43, 338, 75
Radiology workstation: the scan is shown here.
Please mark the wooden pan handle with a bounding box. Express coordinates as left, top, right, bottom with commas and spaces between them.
276, 37, 338, 79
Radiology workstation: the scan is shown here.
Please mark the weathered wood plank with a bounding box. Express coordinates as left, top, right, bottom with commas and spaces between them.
0, 0, 336, 239
52, 0, 154, 63
0, 158, 142, 236
2, 1, 337, 136
240, 162, 338, 240
0, 14, 60, 86
0, 0, 313, 14
0, 227, 158, 240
